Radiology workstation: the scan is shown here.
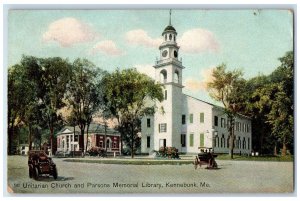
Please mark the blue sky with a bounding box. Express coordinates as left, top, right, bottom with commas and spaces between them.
8, 9, 293, 104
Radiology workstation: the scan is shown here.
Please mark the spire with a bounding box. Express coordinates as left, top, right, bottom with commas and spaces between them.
169, 9, 172, 25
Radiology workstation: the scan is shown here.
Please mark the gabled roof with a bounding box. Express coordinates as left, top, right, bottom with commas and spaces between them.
183, 94, 252, 120
57, 123, 120, 136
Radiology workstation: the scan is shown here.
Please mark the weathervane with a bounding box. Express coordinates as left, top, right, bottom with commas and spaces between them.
169, 9, 172, 25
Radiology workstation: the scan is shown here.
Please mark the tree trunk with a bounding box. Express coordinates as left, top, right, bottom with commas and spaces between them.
228, 117, 235, 159
131, 121, 134, 159
73, 125, 75, 158
85, 124, 90, 155
50, 126, 54, 155
282, 141, 287, 156
79, 129, 85, 155
28, 125, 32, 151
274, 144, 277, 156
8, 126, 13, 155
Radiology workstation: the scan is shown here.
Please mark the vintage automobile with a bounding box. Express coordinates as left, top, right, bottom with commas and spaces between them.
28, 150, 58, 180
194, 147, 218, 169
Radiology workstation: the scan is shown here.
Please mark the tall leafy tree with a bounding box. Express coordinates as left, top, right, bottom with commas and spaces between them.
207, 64, 246, 159
21, 56, 71, 154
67, 58, 105, 153
8, 64, 37, 154
102, 68, 164, 158
250, 51, 294, 156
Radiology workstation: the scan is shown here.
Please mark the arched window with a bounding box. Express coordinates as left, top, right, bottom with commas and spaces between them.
174, 70, 179, 83
169, 34, 172, 40
174, 35, 176, 41
165, 34, 167, 41
160, 70, 167, 83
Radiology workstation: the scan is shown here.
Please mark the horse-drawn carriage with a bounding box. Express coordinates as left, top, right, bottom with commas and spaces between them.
194, 147, 218, 169
28, 150, 58, 180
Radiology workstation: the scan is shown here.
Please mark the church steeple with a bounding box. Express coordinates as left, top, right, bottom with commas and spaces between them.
154, 10, 184, 87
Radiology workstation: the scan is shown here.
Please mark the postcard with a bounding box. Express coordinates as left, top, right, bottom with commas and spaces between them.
6, 8, 294, 194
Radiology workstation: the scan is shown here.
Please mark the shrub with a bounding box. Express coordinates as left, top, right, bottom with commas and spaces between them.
158, 147, 179, 159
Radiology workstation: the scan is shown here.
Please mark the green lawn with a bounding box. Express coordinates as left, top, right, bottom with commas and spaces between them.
62, 154, 293, 165
216, 154, 294, 161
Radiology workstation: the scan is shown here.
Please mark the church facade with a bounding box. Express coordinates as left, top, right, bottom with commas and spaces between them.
141, 15, 252, 154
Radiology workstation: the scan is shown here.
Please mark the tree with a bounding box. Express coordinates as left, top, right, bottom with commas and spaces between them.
8, 64, 37, 154
207, 64, 245, 159
21, 56, 71, 154
102, 68, 164, 158
253, 51, 294, 156
67, 58, 105, 153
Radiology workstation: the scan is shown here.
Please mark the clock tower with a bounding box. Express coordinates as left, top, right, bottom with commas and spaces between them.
153, 10, 185, 150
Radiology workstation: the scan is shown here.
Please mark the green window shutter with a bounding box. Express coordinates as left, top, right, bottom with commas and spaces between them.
200, 113, 204, 123
190, 114, 193, 123
200, 133, 204, 147
189, 134, 194, 147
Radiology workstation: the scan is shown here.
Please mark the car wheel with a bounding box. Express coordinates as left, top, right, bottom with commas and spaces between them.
52, 166, 58, 180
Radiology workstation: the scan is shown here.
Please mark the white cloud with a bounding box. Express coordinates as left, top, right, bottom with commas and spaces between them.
134, 64, 155, 79
91, 40, 123, 56
125, 29, 162, 48
43, 17, 97, 47
178, 29, 219, 53
125, 28, 219, 54
184, 67, 214, 91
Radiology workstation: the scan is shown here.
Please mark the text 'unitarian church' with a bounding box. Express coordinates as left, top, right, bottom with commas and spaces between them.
140, 13, 252, 154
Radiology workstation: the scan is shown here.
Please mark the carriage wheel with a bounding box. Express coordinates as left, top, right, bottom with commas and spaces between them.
33, 167, 39, 180
213, 160, 218, 168
29, 167, 33, 178
194, 157, 198, 170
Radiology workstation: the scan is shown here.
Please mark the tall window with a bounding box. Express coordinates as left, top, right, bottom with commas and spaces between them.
243, 137, 246, 149
164, 90, 167, 100
200, 113, 204, 123
221, 118, 226, 128
66, 136, 69, 149
181, 134, 186, 147
174, 70, 179, 83
214, 116, 218, 127
159, 123, 167, 133
189, 134, 194, 147
200, 133, 204, 147
160, 70, 167, 83
147, 118, 151, 128
248, 138, 250, 149
147, 136, 151, 148
216, 136, 219, 147
189, 114, 193, 124
221, 134, 225, 148
182, 115, 186, 125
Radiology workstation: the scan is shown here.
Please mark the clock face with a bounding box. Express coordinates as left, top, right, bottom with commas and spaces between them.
162, 50, 168, 57
174, 50, 178, 58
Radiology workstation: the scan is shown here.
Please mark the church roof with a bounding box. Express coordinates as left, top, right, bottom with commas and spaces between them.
162, 25, 177, 35
184, 94, 252, 119
57, 123, 120, 135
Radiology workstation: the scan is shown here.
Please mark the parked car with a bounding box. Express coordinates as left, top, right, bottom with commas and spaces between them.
28, 150, 58, 180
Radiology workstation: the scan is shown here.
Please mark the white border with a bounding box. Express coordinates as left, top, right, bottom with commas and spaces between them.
1, 1, 299, 201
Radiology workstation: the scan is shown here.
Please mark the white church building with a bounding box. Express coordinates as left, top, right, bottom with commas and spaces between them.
141, 14, 252, 154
